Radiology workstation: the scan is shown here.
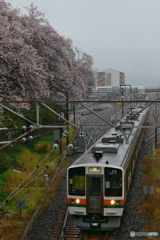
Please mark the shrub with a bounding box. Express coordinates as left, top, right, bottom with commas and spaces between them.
35, 142, 49, 153
156, 148, 160, 154
0, 155, 9, 173
0, 190, 8, 202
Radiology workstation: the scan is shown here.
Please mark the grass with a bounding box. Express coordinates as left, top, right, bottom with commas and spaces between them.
0, 102, 75, 239
0, 126, 76, 240
139, 138, 160, 233
145, 154, 159, 158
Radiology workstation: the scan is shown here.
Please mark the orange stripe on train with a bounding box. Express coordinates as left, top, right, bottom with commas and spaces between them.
67, 198, 86, 205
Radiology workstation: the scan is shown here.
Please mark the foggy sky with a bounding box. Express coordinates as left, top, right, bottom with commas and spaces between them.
7, 0, 160, 87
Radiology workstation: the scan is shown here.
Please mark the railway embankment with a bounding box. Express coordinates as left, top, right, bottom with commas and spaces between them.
139, 139, 160, 235
106, 130, 160, 240
0, 122, 76, 240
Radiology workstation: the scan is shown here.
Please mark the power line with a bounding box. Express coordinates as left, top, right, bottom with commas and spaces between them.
0, 129, 74, 208
0, 129, 76, 226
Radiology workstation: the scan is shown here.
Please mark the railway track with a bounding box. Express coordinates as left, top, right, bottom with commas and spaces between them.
59, 210, 81, 239
82, 231, 109, 240
58, 105, 128, 240
76, 106, 127, 152
59, 209, 110, 240
25, 105, 152, 240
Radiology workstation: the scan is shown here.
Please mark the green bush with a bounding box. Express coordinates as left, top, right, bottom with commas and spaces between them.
35, 141, 48, 153
0, 190, 8, 202
0, 155, 9, 173
0, 170, 11, 186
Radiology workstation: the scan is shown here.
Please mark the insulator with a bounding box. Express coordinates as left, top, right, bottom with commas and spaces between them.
53, 144, 58, 149
22, 138, 26, 142
68, 144, 73, 150
79, 132, 84, 137
29, 125, 33, 129
22, 126, 26, 130
43, 174, 48, 182
29, 136, 33, 140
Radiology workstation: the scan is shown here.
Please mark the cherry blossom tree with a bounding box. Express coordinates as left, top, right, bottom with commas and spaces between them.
75, 53, 96, 98
0, 1, 49, 104
0, 1, 96, 106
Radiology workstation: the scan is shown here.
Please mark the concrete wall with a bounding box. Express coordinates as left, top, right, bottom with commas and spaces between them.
98, 68, 125, 87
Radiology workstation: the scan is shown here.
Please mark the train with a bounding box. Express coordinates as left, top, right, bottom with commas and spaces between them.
67, 106, 149, 230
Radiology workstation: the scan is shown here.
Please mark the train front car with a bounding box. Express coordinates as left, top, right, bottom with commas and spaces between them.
67, 164, 124, 230
67, 106, 149, 230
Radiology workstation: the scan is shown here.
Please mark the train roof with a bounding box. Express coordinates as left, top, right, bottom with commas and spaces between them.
72, 107, 148, 170
68, 163, 124, 170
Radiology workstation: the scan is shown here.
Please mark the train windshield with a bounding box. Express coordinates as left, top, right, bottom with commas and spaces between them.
69, 167, 85, 196
105, 167, 122, 197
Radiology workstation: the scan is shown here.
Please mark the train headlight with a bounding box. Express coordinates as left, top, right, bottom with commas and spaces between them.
110, 200, 115, 205
75, 198, 81, 204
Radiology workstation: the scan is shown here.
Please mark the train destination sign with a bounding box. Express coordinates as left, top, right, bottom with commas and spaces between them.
89, 167, 101, 173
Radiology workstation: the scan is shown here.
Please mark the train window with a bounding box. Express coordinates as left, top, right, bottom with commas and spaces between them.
89, 177, 101, 196
105, 168, 122, 197
69, 167, 85, 196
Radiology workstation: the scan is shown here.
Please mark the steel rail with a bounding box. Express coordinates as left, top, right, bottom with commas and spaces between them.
59, 209, 69, 240
80, 103, 114, 127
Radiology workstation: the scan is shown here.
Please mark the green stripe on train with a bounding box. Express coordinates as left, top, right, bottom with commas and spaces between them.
67, 204, 86, 207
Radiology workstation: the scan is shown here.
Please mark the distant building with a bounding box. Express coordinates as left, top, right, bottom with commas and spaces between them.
97, 68, 125, 86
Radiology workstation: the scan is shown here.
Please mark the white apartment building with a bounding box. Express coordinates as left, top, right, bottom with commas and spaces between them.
97, 68, 125, 86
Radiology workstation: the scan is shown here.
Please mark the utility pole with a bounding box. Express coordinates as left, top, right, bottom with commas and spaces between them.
155, 102, 158, 147
120, 84, 132, 113
129, 85, 132, 113
73, 103, 75, 124
136, 88, 138, 107
66, 92, 69, 145
59, 107, 63, 154
121, 87, 124, 118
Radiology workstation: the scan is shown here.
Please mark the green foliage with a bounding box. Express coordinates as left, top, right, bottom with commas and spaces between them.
145, 154, 159, 158
22, 102, 65, 125
0, 170, 11, 187
26, 198, 37, 213
41, 200, 46, 205
0, 103, 75, 226
0, 190, 8, 203
0, 155, 9, 173
35, 141, 49, 153
17, 221, 24, 227
62, 159, 70, 166
151, 168, 160, 178
0, 103, 65, 148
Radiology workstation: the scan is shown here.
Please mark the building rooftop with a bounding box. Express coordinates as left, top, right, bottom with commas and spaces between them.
100, 68, 125, 73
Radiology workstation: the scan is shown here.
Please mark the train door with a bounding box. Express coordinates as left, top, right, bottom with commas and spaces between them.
86, 174, 103, 215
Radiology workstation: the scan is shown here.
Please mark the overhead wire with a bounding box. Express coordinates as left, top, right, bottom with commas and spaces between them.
0, 103, 100, 224
0, 128, 74, 207
0, 128, 76, 226
0, 150, 68, 226
0, 128, 74, 208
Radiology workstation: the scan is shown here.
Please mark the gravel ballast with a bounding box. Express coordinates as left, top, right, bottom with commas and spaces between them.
25, 130, 151, 240
108, 139, 149, 239
25, 174, 67, 240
